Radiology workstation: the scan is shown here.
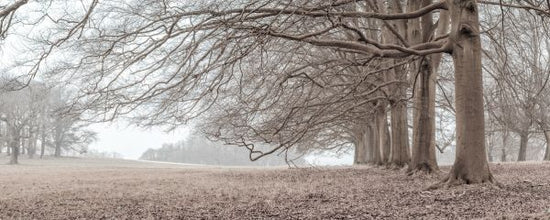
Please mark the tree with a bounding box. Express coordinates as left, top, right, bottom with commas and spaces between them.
483, 5, 550, 161
7, 0, 550, 184
140, 135, 307, 166
0, 80, 34, 164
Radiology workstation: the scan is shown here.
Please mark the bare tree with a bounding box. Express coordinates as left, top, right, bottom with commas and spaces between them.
483, 5, 550, 161
7, 0, 547, 185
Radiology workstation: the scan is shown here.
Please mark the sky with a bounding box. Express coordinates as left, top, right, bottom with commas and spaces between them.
88, 123, 191, 159
87, 122, 353, 165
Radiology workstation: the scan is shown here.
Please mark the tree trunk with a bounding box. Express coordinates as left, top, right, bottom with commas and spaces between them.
442, 0, 495, 185
517, 133, 528, 161
40, 125, 46, 158
353, 138, 359, 164
376, 105, 390, 165
371, 121, 382, 165
54, 140, 62, 157
501, 130, 508, 162
390, 100, 410, 167
544, 131, 550, 161
365, 124, 375, 164
410, 58, 438, 173
487, 138, 494, 162
407, 0, 439, 174
28, 132, 37, 159
353, 128, 367, 164
379, 0, 410, 168
9, 136, 20, 165
21, 139, 25, 155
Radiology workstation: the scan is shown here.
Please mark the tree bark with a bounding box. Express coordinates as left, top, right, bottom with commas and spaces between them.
517, 133, 528, 161
376, 105, 390, 165
501, 130, 508, 162
365, 123, 375, 164
353, 128, 367, 164
442, 0, 495, 185
410, 57, 438, 173
544, 131, 550, 161
407, 0, 439, 174
371, 120, 382, 165
390, 100, 410, 167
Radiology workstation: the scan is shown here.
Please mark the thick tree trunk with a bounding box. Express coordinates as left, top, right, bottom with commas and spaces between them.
517, 133, 528, 161
365, 124, 375, 164
380, 0, 410, 168
410, 58, 438, 173
407, 0, 439, 174
353, 128, 368, 165
371, 121, 382, 165
442, 0, 495, 185
376, 105, 390, 165
544, 131, 550, 161
390, 101, 410, 167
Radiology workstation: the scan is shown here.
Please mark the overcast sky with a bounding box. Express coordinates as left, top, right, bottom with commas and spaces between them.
87, 122, 353, 165
88, 123, 191, 159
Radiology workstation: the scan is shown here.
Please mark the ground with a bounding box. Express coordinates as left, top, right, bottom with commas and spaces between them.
0, 156, 549, 219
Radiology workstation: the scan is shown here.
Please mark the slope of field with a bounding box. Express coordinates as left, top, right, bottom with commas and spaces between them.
1, 156, 549, 219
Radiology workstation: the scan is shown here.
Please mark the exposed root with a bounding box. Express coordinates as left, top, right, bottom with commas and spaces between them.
426, 172, 503, 190
387, 163, 408, 171
407, 163, 439, 176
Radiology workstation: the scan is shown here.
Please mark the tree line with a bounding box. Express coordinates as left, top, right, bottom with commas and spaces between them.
2, 0, 550, 187
0, 79, 96, 164
140, 135, 306, 166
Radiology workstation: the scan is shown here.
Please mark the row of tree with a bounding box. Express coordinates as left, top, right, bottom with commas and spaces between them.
2, 0, 550, 187
0, 79, 96, 164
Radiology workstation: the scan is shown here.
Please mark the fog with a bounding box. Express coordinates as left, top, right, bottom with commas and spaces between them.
88, 123, 354, 166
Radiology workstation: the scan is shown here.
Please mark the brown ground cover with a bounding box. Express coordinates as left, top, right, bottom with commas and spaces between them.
0, 156, 549, 219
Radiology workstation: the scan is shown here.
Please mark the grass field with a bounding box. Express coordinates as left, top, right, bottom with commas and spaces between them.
1, 155, 550, 219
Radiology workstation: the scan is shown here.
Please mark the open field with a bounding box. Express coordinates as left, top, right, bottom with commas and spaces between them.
1, 156, 550, 219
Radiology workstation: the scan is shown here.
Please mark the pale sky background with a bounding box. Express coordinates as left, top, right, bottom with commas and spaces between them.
88, 123, 191, 159
87, 123, 353, 165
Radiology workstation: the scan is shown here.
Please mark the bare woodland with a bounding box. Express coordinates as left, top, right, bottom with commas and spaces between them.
0, 0, 550, 205
3, 0, 550, 218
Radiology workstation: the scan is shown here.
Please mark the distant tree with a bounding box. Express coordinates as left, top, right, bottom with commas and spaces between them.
140, 135, 307, 166
0, 80, 33, 164
483, 6, 550, 161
